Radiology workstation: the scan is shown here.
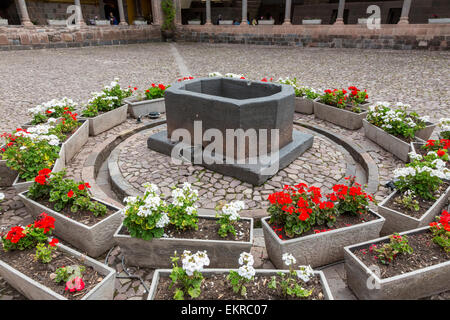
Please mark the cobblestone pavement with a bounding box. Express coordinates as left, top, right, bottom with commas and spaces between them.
117, 124, 348, 210
0, 43, 449, 300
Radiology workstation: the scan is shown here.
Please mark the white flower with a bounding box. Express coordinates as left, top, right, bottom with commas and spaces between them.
408, 152, 422, 161
282, 253, 296, 266
238, 252, 254, 266
181, 250, 209, 276
238, 264, 255, 280
208, 72, 223, 77
123, 196, 137, 204
296, 265, 314, 283
156, 212, 170, 228
0, 193, 5, 201
185, 206, 197, 215
143, 182, 159, 194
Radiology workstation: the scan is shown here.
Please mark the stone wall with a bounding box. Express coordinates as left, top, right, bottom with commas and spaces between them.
177, 24, 450, 50
0, 25, 161, 50
26, 1, 102, 25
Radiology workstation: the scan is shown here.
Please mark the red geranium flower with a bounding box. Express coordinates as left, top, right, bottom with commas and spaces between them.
67, 190, 74, 198
158, 84, 166, 91
38, 168, 52, 176
49, 238, 59, 247
437, 149, 446, 157
5, 226, 26, 244
35, 174, 47, 185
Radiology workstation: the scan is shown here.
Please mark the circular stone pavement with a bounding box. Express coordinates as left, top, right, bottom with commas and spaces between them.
114, 124, 352, 210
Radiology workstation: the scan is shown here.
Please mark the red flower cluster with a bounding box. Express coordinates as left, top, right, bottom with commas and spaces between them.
261, 77, 274, 82
77, 182, 91, 191
4, 226, 26, 244
425, 139, 450, 150
34, 168, 51, 185
430, 210, 450, 232
49, 238, 59, 247
33, 212, 56, 234
65, 277, 85, 292
177, 76, 194, 82
348, 86, 368, 100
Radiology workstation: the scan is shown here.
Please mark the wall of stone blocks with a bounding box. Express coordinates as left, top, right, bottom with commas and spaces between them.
0, 25, 161, 50
176, 24, 450, 50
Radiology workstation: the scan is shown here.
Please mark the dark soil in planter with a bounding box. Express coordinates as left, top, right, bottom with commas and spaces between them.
120, 217, 251, 242
29, 195, 117, 227
0, 247, 100, 300
384, 182, 450, 219
269, 211, 377, 240
352, 230, 449, 279
154, 273, 325, 300
321, 101, 366, 114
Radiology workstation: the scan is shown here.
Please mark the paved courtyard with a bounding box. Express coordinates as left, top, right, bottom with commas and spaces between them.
0, 43, 449, 300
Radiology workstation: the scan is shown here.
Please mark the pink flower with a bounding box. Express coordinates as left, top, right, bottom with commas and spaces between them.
65, 277, 85, 292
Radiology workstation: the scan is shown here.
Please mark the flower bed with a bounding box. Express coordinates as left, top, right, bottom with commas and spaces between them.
113, 183, 253, 268
262, 178, 385, 268
18, 170, 122, 257
314, 87, 370, 129
410, 139, 449, 169
379, 148, 450, 234
125, 83, 170, 118
345, 211, 450, 299
439, 118, 450, 140
80, 78, 134, 136
0, 213, 116, 300
147, 251, 333, 300
364, 102, 429, 161
278, 77, 319, 114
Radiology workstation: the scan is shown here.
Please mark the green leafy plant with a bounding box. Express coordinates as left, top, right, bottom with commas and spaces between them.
167, 183, 199, 231
374, 233, 413, 265
395, 191, 420, 212
366, 103, 427, 140
161, 0, 176, 31
34, 240, 57, 263
169, 250, 209, 300
227, 252, 255, 297
54, 265, 86, 284
144, 83, 168, 100
438, 118, 450, 139
215, 201, 245, 238
268, 253, 314, 298
122, 183, 169, 240
27, 170, 107, 217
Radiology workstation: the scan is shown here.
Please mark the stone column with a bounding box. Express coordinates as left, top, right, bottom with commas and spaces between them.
174, 0, 182, 25
398, 0, 412, 24
205, 0, 212, 25
283, 0, 292, 25
334, 0, 345, 25
135, 0, 143, 20
98, 0, 106, 19
241, 0, 247, 24
117, 0, 128, 25
74, 0, 86, 26
151, 0, 163, 26
15, 0, 33, 27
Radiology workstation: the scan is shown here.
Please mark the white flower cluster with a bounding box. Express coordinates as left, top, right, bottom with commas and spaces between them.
282, 253, 296, 266
17, 123, 60, 146
237, 252, 255, 280
208, 72, 223, 77
103, 77, 120, 91
28, 97, 77, 115
221, 200, 245, 221
439, 118, 450, 132
408, 151, 423, 161
0, 192, 5, 201
394, 163, 450, 180
368, 102, 419, 130
207, 72, 246, 79
296, 265, 314, 283
181, 250, 210, 276
171, 182, 199, 210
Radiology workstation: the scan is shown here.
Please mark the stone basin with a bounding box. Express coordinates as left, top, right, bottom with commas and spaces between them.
148, 77, 314, 185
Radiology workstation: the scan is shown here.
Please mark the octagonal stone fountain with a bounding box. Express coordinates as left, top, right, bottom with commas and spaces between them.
147, 77, 314, 185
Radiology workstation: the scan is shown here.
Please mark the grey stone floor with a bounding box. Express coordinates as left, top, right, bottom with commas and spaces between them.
0, 43, 449, 300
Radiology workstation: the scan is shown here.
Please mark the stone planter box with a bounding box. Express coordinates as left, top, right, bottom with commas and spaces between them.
114, 213, 253, 268
0, 242, 116, 300
125, 97, 165, 119
0, 19, 8, 26
344, 226, 450, 299
363, 119, 415, 162
12, 146, 65, 193
188, 20, 201, 25
47, 19, 67, 26
63, 120, 89, 164
415, 121, 437, 141
261, 210, 385, 268
258, 20, 275, 25
377, 185, 450, 235
147, 268, 334, 300
302, 19, 322, 25
18, 192, 123, 258
80, 104, 128, 136
0, 147, 17, 187
219, 20, 234, 25
295, 97, 314, 114
314, 101, 368, 130
428, 18, 450, 24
